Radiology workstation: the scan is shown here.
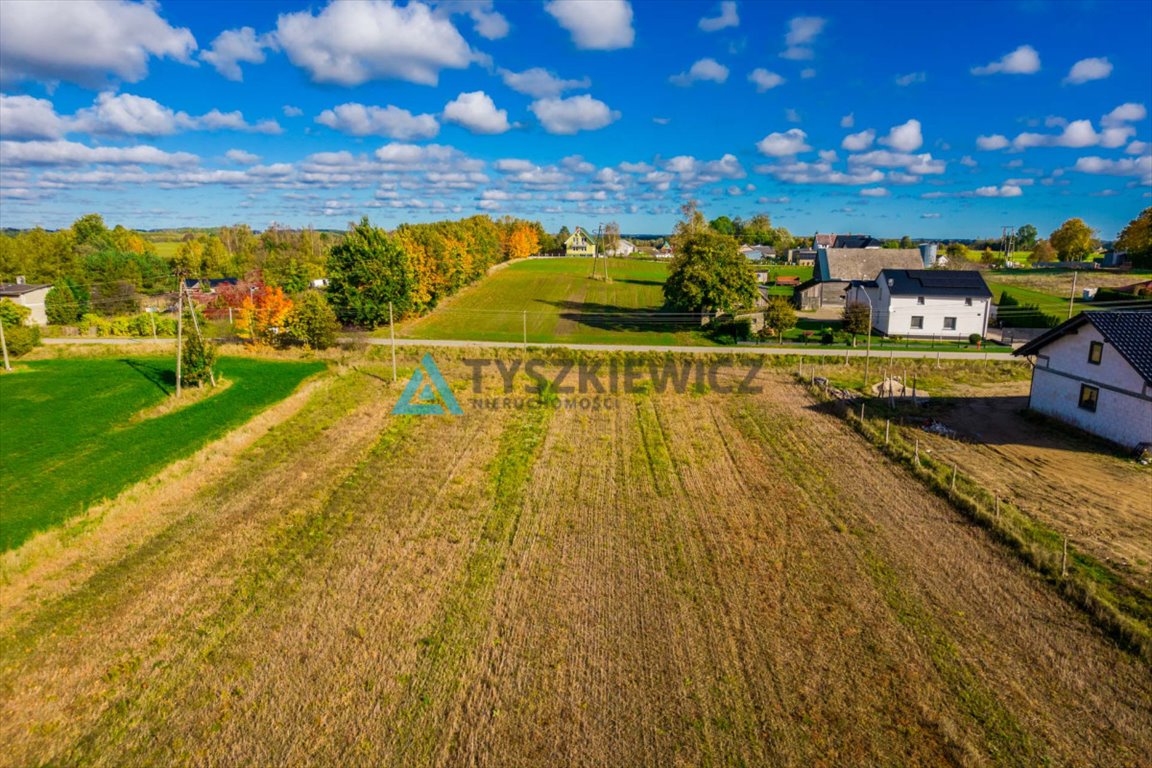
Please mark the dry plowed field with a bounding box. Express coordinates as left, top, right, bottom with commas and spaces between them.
2, 357, 1149, 766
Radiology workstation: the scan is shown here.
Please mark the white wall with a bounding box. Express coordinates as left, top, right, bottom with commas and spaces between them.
1027, 324, 1152, 449
7, 287, 50, 325
870, 281, 988, 338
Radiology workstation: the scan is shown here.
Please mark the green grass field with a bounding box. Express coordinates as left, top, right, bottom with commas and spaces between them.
398, 257, 715, 345
0, 356, 324, 551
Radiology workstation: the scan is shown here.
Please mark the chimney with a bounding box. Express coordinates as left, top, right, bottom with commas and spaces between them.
918, 243, 937, 268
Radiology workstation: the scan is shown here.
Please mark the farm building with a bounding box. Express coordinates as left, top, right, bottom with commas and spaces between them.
0, 279, 52, 325
788, 248, 816, 266
1013, 310, 1152, 450
605, 239, 637, 257
740, 245, 776, 262
845, 269, 992, 339
795, 247, 924, 309
564, 227, 596, 257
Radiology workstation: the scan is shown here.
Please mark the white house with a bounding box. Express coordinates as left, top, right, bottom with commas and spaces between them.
605, 239, 637, 257
1013, 310, 1152, 450
0, 279, 52, 325
845, 269, 992, 339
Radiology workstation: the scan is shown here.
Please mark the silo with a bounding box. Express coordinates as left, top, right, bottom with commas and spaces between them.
918, 243, 938, 268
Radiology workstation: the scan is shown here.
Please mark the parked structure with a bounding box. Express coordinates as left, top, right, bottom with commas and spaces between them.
845, 269, 992, 339
0, 279, 52, 325
795, 248, 922, 309
564, 227, 596, 257
1013, 310, 1152, 450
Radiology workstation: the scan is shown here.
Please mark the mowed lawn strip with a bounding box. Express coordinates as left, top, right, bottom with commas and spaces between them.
397, 257, 721, 346
0, 356, 324, 551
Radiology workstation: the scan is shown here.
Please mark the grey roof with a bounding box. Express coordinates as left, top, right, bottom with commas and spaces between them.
0, 282, 51, 296
833, 234, 884, 248
879, 269, 992, 299
817, 248, 923, 282
1014, 309, 1152, 383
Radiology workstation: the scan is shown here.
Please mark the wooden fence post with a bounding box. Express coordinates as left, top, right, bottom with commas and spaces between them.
885, 419, 890, 445
914, 438, 920, 466
1061, 536, 1069, 577
951, 463, 957, 491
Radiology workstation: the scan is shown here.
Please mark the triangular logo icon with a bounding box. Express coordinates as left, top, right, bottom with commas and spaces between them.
393, 353, 463, 415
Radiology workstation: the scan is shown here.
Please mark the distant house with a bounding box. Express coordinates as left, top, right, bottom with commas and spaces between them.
832, 234, 884, 249
845, 269, 992, 339
310, 278, 329, 289
0, 279, 52, 325
564, 227, 596, 257
788, 248, 817, 266
813, 233, 837, 248
740, 245, 775, 262
654, 244, 674, 260
795, 247, 924, 309
183, 277, 239, 293
1013, 310, 1152, 450
605, 239, 637, 257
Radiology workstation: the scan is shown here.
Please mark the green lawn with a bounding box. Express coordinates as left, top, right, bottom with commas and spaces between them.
0, 356, 325, 551
988, 282, 1078, 324
398, 257, 718, 345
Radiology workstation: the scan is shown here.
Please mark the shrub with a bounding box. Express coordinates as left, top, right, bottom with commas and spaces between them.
820, 329, 835, 345
708, 317, 752, 344
968, 333, 983, 345
45, 284, 80, 325
0, 299, 40, 357
180, 321, 218, 387
285, 291, 340, 349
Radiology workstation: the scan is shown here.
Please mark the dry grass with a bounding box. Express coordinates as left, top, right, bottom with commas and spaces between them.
1, 355, 1149, 766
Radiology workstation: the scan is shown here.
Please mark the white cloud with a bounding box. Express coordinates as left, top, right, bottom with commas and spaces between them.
283, 105, 304, 117
960, 155, 977, 167
921, 213, 941, 219
760, 159, 882, 185
1011, 119, 1134, 149
973, 184, 1023, 197
780, 16, 824, 60
443, 91, 511, 134
860, 187, 889, 197
699, 1, 739, 32
0, 139, 198, 166
316, 103, 439, 139
818, 149, 838, 162
976, 134, 1010, 150
201, 27, 271, 81
849, 150, 945, 174
1101, 102, 1146, 127
971, 45, 1040, 75
530, 95, 619, 134
498, 67, 590, 98
495, 158, 536, 173
436, 0, 509, 40
785, 108, 801, 123
546, 0, 634, 50
1128, 141, 1150, 156
1073, 155, 1152, 183
0, 94, 66, 139
841, 129, 875, 151
225, 149, 261, 164
70, 92, 281, 136
748, 68, 784, 92
670, 58, 729, 86
0, 0, 196, 87
1064, 57, 1111, 85
275, 0, 476, 86
880, 119, 923, 152
840, 113, 855, 128
895, 72, 926, 86
756, 128, 811, 157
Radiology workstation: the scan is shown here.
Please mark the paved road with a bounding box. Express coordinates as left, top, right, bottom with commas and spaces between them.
40, 335, 1019, 361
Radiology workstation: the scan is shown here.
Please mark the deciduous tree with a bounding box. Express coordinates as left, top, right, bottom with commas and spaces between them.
1049, 218, 1097, 261
1115, 207, 1152, 269
326, 217, 415, 328
285, 291, 340, 349
842, 302, 871, 345
761, 297, 797, 341
664, 227, 757, 313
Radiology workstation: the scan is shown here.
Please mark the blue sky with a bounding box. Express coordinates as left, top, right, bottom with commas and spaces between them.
0, 0, 1149, 239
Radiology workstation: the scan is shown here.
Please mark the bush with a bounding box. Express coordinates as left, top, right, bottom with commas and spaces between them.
180, 323, 218, 387
708, 317, 753, 344
968, 333, 983, 345
76, 312, 178, 337
2, 323, 40, 357
45, 284, 80, 325
997, 291, 1060, 329
820, 330, 835, 345
285, 291, 340, 349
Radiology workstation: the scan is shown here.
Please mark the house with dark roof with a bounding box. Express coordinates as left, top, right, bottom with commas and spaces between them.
845, 269, 993, 338
796, 248, 924, 309
0, 279, 52, 325
832, 234, 884, 249
1013, 310, 1152, 450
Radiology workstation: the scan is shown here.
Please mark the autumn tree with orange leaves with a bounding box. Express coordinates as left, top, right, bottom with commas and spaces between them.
236, 285, 293, 344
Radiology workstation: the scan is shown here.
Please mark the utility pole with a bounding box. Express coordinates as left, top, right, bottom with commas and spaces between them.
183, 283, 215, 387
175, 275, 184, 397
0, 315, 11, 372
1068, 271, 1078, 319
388, 301, 397, 383
522, 310, 528, 350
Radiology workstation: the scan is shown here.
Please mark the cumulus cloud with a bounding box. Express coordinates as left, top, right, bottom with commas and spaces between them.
435, 0, 509, 40
849, 150, 945, 174
0, 94, 67, 139
880, 119, 923, 152
976, 134, 1010, 150
760, 159, 883, 185
859, 187, 889, 197
0, 139, 198, 166
699, 1, 739, 32
670, 58, 729, 86
921, 213, 941, 219
70, 92, 281, 136
971, 45, 1040, 75
316, 103, 439, 139
841, 129, 875, 151
498, 67, 590, 98
283, 105, 304, 117
756, 129, 811, 157
748, 68, 784, 92
1012, 118, 1134, 150
780, 16, 824, 60
973, 184, 1023, 197
1101, 102, 1146, 127
530, 95, 619, 134
1064, 57, 1112, 85
840, 113, 854, 128
275, 0, 476, 86
546, 0, 634, 50
201, 27, 272, 81
225, 149, 261, 164
443, 91, 511, 134
895, 72, 926, 86
1073, 155, 1152, 183
0, 0, 196, 87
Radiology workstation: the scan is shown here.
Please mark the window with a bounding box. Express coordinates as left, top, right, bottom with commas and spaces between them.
965, 297, 973, 306
944, 317, 957, 330
1088, 340, 1103, 365
1079, 384, 1099, 412
911, 316, 924, 330
917, 296, 925, 305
